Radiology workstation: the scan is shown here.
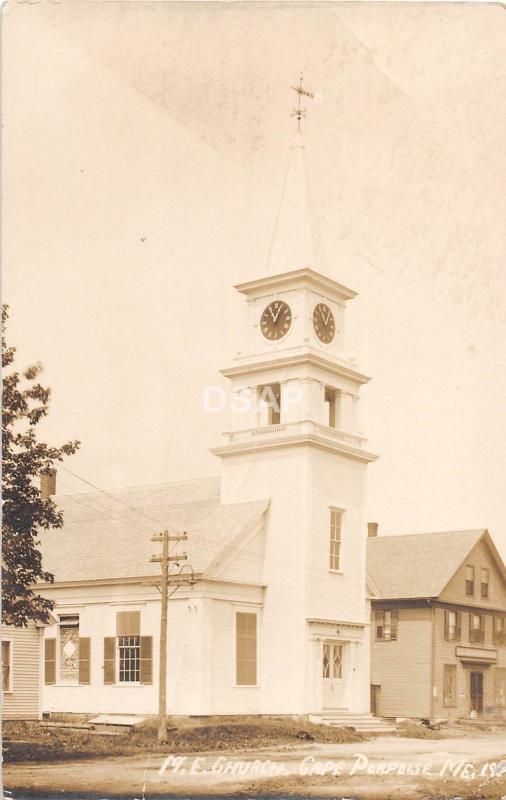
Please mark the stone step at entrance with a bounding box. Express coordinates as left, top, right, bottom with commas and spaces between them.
309, 711, 397, 733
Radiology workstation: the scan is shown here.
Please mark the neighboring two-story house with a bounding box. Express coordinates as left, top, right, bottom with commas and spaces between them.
367, 527, 506, 721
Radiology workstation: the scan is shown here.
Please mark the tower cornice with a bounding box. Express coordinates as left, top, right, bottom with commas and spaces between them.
221, 349, 370, 386
234, 267, 357, 305
211, 429, 378, 464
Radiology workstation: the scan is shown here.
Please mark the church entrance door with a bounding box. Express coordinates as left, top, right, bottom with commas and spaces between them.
322, 641, 345, 709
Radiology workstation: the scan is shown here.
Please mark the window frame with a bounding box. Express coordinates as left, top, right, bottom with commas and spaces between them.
375, 609, 399, 641
494, 667, 506, 707
115, 610, 142, 685
465, 565, 475, 596
117, 635, 141, 685
235, 611, 258, 687
58, 613, 80, 685
444, 609, 461, 642
329, 507, 343, 573
480, 567, 490, 599
469, 612, 485, 644
2, 639, 13, 694
493, 616, 505, 646
443, 663, 457, 707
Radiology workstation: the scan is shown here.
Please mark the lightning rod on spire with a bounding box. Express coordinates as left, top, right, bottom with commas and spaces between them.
291, 72, 314, 132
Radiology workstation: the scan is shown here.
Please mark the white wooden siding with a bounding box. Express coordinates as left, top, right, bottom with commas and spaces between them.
2, 623, 42, 720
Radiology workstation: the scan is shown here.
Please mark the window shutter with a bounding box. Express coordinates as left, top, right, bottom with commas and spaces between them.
104, 637, 116, 684
116, 611, 140, 636
391, 610, 399, 640
481, 615, 486, 643
456, 612, 462, 641
140, 637, 153, 684
469, 613, 473, 642
79, 638, 91, 685
444, 610, 449, 641
45, 639, 56, 685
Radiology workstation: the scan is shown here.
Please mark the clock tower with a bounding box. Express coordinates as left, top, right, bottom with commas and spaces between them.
211, 121, 378, 717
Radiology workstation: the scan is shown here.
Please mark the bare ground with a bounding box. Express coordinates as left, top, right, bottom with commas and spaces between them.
3, 727, 506, 799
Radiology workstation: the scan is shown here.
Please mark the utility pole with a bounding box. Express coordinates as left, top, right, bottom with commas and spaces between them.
150, 529, 189, 744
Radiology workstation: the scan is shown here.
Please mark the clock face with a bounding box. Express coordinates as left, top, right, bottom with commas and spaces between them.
260, 300, 292, 341
313, 303, 335, 344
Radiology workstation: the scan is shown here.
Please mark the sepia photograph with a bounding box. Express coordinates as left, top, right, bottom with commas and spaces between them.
2, 1, 506, 798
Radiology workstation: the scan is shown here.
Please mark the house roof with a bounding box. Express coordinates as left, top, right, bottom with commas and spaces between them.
366, 529, 492, 600
38, 476, 269, 584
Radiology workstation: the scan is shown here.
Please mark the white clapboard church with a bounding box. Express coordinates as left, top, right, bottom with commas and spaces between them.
39, 130, 381, 724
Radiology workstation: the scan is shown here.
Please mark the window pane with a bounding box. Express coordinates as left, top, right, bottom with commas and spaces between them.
118, 635, 140, 682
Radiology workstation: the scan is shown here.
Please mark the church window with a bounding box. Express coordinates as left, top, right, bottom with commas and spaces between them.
443, 664, 456, 706
481, 568, 489, 598
58, 614, 80, 683
465, 565, 474, 596
104, 612, 152, 686
236, 612, 257, 685
117, 612, 141, 683
329, 508, 342, 571
324, 387, 339, 428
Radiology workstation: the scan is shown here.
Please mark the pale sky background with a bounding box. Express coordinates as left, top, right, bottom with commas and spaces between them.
3, 2, 506, 555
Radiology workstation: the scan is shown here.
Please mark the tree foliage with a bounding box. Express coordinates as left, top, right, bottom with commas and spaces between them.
2, 305, 80, 626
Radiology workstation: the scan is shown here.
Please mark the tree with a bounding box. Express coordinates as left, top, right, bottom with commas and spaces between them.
2, 305, 80, 626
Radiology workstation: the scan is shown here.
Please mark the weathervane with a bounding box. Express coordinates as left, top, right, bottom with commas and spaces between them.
291, 72, 314, 131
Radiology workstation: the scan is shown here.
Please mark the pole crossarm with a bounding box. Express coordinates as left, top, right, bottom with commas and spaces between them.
151, 532, 188, 543
150, 554, 188, 563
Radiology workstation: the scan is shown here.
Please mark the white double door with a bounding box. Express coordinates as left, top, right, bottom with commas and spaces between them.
322, 641, 345, 709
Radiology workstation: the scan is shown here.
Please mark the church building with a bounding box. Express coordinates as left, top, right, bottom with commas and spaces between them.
37, 128, 382, 725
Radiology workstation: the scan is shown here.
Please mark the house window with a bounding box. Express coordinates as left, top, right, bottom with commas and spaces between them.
2, 641, 12, 692
494, 668, 506, 707
493, 616, 505, 646
58, 614, 79, 683
324, 387, 339, 428
469, 613, 485, 644
444, 610, 461, 641
465, 565, 475, 596
329, 508, 342, 571
117, 611, 141, 683
375, 609, 398, 641
481, 568, 489, 598
443, 664, 456, 706
236, 612, 257, 686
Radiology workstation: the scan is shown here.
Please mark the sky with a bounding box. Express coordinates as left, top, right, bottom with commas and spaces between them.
3, 2, 506, 554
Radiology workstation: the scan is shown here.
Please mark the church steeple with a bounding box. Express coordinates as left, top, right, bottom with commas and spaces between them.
266, 131, 316, 275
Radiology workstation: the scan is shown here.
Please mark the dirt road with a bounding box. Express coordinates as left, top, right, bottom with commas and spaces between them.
5, 732, 506, 799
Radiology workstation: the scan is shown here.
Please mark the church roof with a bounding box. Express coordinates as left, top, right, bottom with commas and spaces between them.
266, 130, 317, 274
38, 476, 269, 584
367, 529, 495, 600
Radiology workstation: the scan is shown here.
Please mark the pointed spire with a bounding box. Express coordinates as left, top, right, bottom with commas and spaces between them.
266, 130, 317, 275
